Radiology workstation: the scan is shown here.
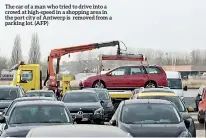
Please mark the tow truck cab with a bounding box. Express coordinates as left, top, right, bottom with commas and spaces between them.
12, 64, 42, 92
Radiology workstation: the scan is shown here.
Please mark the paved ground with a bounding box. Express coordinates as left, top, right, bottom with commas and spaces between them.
185, 89, 205, 137
189, 112, 205, 137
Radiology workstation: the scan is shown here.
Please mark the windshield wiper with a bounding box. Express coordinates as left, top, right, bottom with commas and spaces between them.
0, 98, 8, 100
125, 121, 161, 124
10, 122, 25, 124
40, 121, 62, 123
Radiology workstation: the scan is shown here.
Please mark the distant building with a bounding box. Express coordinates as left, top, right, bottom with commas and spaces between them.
0, 69, 16, 80
162, 65, 206, 79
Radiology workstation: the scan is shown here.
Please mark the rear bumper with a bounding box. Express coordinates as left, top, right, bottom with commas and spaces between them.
79, 81, 93, 88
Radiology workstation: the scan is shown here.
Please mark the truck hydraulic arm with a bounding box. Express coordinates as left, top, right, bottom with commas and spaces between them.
44, 41, 121, 89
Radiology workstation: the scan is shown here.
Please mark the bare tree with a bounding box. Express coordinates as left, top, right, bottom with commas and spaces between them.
202, 50, 206, 65
28, 33, 41, 64
190, 49, 201, 65
0, 57, 8, 75
10, 34, 22, 66
154, 50, 164, 65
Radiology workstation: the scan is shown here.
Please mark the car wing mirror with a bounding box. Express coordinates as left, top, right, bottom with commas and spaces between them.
0, 116, 6, 124
184, 119, 190, 129
110, 120, 117, 126
106, 73, 112, 76
100, 100, 104, 104
183, 86, 187, 91
2, 108, 8, 114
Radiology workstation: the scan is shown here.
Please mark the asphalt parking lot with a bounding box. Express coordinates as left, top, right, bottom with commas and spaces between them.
189, 112, 205, 137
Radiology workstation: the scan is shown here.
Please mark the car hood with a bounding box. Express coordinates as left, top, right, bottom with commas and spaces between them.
119, 121, 186, 137
170, 89, 184, 97
0, 100, 13, 109
4, 123, 70, 137
65, 102, 102, 110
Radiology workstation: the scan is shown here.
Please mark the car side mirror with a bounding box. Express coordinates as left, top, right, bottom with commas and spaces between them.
110, 120, 116, 126
187, 107, 194, 112
0, 116, 6, 123
2, 108, 8, 115
100, 100, 104, 104
183, 86, 187, 91
106, 73, 112, 76
184, 119, 190, 129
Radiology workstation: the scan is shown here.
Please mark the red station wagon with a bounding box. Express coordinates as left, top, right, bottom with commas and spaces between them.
79, 65, 168, 90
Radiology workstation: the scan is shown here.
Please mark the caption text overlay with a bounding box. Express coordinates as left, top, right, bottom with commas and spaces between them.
5, 4, 113, 26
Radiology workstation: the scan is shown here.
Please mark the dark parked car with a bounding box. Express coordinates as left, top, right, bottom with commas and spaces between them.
0, 85, 25, 114
26, 90, 56, 99
83, 88, 114, 120
2, 97, 57, 119
62, 90, 104, 124
110, 99, 192, 137
26, 125, 132, 137
137, 95, 196, 137
195, 85, 206, 111
0, 101, 73, 137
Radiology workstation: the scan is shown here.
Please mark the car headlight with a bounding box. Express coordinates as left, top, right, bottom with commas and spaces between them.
178, 131, 192, 138
94, 107, 104, 114
106, 102, 113, 108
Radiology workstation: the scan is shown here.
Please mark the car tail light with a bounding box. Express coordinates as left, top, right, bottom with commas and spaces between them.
79, 81, 83, 86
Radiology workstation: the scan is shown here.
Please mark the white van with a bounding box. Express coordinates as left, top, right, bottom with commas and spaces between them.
166, 71, 186, 98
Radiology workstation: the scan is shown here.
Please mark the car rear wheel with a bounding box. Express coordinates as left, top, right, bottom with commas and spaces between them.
92, 81, 105, 88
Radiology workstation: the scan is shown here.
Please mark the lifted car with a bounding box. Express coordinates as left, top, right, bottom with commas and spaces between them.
79, 65, 168, 90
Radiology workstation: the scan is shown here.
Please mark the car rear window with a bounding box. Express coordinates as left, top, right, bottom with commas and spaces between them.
62, 92, 99, 103
9, 105, 71, 124
121, 103, 181, 124
5, 99, 55, 116
145, 67, 162, 74
27, 92, 54, 97
138, 96, 186, 112
0, 88, 18, 100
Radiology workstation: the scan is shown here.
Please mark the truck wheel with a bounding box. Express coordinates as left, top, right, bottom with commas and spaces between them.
145, 81, 156, 88
92, 81, 105, 88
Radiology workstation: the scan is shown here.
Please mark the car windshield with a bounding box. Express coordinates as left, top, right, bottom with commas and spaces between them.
27, 92, 54, 97
5, 99, 55, 116
0, 88, 18, 100
138, 96, 186, 112
121, 103, 181, 124
168, 79, 182, 89
62, 92, 99, 103
96, 91, 110, 100
9, 105, 70, 124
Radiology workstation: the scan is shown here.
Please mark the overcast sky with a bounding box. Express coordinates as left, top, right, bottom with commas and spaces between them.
1, 0, 206, 61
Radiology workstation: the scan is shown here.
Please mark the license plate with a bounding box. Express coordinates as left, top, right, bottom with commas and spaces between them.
82, 118, 88, 121
75, 114, 83, 118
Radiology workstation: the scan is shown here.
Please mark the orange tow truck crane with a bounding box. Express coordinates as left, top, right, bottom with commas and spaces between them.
11, 41, 123, 93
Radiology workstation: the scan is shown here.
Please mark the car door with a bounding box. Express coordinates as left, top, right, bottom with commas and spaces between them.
145, 66, 167, 86
199, 88, 206, 111
129, 66, 148, 88
105, 66, 131, 88
18, 70, 35, 92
